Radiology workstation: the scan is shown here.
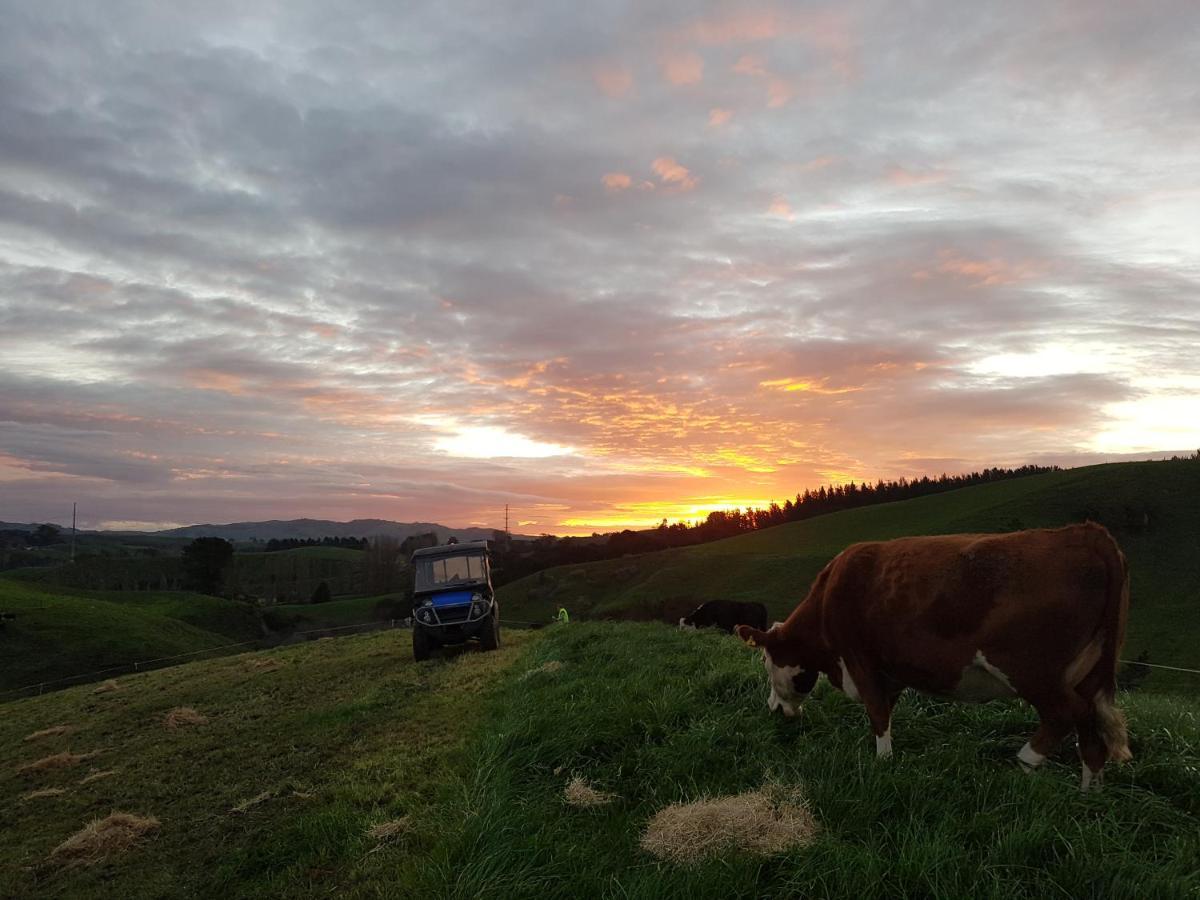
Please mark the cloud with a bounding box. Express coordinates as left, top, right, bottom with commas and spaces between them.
708, 107, 733, 127
592, 62, 634, 97
651, 156, 698, 191
603, 172, 633, 191
767, 196, 794, 219
659, 49, 703, 85
0, 1, 1197, 533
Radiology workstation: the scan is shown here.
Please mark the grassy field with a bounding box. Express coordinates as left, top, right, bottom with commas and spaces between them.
266, 593, 403, 631
0, 579, 263, 694
1, 629, 532, 898
2, 623, 1197, 898
498, 460, 1200, 689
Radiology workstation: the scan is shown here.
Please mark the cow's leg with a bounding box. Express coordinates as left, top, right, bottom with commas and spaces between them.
851, 666, 901, 758
1073, 705, 1108, 792
1018, 688, 1085, 773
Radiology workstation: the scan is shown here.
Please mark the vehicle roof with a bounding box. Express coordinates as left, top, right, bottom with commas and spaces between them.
410, 539, 490, 559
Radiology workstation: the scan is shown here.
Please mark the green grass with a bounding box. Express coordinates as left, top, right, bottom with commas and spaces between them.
498, 460, 1200, 689
0, 579, 262, 693
3, 623, 1196, 898
267, 593, 402, 631
1, 629, 531, 898
419, 623, 1200, 899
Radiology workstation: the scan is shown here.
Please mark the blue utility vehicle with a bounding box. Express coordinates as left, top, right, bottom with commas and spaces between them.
410, 540, 498, 661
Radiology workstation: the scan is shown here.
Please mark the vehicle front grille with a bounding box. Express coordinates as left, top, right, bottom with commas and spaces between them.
436, 604, 471, 625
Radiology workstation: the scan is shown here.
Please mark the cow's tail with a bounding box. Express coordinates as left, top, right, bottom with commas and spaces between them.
1088, 528, 1132, 763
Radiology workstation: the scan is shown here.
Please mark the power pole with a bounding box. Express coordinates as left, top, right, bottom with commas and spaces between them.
504, 504, 509, 538
71, 502, 76, 564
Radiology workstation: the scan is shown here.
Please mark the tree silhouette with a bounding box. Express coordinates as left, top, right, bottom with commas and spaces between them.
182, 537, 233, 595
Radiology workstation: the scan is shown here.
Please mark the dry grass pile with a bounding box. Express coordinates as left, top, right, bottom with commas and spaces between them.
18, 749, 104, 775
49, 813, 159, 868
640, 785, 818, 865
21, 788, 68, 802
521, 660, 564, 680
563, 776, 615, 808
92, 680, 120, 694
23, 725, 77, 742
230, 790, 274, 814
368, 817, 411, 843
245, 658, 282, 672
163, 707, 208, 729
79, 769, 117, 786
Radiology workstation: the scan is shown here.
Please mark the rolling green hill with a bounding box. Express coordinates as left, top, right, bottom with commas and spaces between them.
2, 624, 1197, 898
264, 593, 403, 632
497, 460, 1200, 689
0, 580, 262, 694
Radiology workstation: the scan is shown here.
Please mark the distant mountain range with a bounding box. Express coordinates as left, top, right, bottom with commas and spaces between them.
2, 519, 530, 542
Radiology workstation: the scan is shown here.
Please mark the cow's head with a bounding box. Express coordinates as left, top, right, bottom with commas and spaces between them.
735, 623, 819, 717
677, 616, 697, 631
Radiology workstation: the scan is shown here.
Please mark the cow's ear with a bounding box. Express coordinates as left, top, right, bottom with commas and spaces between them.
735, 624, 769, 648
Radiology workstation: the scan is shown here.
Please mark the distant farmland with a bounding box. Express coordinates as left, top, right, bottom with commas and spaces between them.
499, 459, 1200, 690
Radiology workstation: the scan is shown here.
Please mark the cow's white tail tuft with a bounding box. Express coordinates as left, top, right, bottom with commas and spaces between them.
1095, 691, 1132, 763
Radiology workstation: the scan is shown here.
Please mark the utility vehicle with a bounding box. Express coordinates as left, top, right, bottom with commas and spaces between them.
410, 539, 498, 661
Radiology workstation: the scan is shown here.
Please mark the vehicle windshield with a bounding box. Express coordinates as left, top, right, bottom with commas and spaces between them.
415, 553, 488, 591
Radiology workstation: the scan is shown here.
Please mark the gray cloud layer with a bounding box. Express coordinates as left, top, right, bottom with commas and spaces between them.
1, 1, 1198, 530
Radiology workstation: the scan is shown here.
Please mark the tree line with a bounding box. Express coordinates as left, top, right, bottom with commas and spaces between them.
261, 536, 369, 552
489, 464, 1061, 587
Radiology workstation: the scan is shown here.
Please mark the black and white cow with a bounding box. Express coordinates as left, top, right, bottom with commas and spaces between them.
679, 599, 768, 634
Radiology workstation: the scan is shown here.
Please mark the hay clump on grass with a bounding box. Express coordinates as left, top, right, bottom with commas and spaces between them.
230, 790, 274, 814
520, 660, 564, 681
92, 680, 120, 694
24, 725, 76, 742
18, 749, 103, 775
368, 817, 410, 843
21, 787, 68, 801
49, 813, 159, 867
640, 786, 817, 865
563, 776, 615, 808
245, 658, 281, 672
79, 769, 117, 786
163, 707, 208, 729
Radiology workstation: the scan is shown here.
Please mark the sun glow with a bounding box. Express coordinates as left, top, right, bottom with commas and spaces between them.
559, 496, 778, 531
433, 425, 575, 459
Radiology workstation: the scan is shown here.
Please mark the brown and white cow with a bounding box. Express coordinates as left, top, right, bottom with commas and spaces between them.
735, 523, 1132, 790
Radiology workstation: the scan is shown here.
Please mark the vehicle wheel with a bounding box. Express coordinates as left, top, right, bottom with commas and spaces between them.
479, 606, 500, 651
413, 623, 433, 661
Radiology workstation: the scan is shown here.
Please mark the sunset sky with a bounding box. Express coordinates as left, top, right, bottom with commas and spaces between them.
2, 2, 1199, 535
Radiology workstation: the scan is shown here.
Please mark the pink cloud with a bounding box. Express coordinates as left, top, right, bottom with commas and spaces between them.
799, 155, 836, 171
659, 49, 704, 85
933, 250, 1045, 286
687, 10, 782, 44
767, 196, 794, 219
602, 172, 633, 192
708, 107, 734, 126
767, 77, 794, 107
732, 54, 767, 77
651, 157, 698, 191
886, 166, 949, 186
591, 62, 633, 98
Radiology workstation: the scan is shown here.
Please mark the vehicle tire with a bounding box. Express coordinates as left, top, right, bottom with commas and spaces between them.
479, 605, 500, 651
413, 623, 433, 661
